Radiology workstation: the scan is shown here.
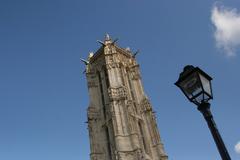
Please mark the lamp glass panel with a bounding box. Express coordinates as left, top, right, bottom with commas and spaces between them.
179, 72, 202, 100
193, 92, 204, 104
199, 73, 212, 97
204, 93, 211, 101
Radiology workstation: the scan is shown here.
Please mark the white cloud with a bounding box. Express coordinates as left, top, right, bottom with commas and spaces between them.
211, 4, 240, 56
235, 141, 240, 154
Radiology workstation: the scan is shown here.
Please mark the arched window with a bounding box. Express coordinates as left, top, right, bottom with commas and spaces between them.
104, 68, 110, 88
138, 121, 148, 153
97, 71, 106, 119
119, 65, 125, 86
105, 126, 112, 159
127, 69, 135, 100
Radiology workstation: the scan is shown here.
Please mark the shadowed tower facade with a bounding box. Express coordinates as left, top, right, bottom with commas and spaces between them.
85, 35, 168, 160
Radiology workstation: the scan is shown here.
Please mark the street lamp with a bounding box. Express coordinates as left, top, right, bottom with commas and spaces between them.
175, 65, 231, 160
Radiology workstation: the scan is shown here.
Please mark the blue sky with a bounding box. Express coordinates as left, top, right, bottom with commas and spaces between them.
0, 0, 240, 160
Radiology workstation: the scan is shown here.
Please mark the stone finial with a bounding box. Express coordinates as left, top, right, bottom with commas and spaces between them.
104, 33, 113, 45
97, 34, 113, 46
105, 33, 111, 41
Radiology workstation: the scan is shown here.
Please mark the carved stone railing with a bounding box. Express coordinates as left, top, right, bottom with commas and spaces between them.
108, 86, 127, 101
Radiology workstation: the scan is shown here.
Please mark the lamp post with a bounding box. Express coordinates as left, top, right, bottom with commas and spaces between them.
175, 65, 231, 160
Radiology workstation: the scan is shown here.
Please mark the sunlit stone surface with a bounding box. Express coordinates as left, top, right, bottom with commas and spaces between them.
84, 35, 168, 160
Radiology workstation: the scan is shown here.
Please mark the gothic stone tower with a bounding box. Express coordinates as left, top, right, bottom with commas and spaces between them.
85, 35, 168, 160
